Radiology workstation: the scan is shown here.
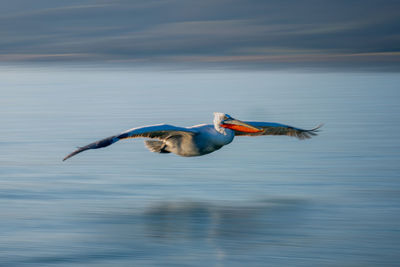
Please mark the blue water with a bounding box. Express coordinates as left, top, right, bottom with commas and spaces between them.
1, 67, 399, 266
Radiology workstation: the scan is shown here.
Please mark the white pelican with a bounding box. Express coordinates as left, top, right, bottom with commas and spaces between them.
63, 112, 321, 161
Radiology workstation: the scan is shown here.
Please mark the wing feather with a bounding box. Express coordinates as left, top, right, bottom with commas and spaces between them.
63, 124, 197, 161
234, 121, 322, 140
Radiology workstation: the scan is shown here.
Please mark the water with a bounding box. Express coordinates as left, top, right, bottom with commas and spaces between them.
1, 66, 399, 266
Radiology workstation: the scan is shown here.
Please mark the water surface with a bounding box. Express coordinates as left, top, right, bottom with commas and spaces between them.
1, 67, 399, 266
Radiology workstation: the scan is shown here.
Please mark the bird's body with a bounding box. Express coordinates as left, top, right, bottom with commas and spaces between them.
63, 113, 321, 161
182, 124, 235, 156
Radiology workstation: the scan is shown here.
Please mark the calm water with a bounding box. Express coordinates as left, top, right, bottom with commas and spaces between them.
1, 67, 399, 266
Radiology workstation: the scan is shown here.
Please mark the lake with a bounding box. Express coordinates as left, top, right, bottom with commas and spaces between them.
1, 66, 399, 266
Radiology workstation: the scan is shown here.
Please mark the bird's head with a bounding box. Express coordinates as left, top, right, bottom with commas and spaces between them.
213, 112, 263, 133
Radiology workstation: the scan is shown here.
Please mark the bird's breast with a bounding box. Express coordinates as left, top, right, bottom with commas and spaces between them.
165, 126, 234, 157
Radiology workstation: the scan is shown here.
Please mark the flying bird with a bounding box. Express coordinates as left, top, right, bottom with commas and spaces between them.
63, 112, 322, 161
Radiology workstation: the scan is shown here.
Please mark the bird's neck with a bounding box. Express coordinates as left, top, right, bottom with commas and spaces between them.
214, 123, 226, 134
214, 123, 233, 136
213, 125, 234, 146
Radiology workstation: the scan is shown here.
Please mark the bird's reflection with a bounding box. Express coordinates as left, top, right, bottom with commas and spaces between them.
16, 198, 310, 265
143, 198, 309, 242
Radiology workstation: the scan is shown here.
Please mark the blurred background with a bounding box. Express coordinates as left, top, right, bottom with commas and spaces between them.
1, 1, 400, 266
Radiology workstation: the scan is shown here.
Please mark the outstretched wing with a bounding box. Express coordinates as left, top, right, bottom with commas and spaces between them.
63, 124, 197, 161
234, 121, 322, 140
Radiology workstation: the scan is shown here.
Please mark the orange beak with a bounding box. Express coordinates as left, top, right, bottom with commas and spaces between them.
221, 118, 263, 133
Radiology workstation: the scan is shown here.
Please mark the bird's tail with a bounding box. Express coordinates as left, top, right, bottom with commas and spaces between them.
144, 140, 170, 153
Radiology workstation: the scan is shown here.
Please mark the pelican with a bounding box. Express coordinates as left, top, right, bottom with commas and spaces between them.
63, 112, 321, 161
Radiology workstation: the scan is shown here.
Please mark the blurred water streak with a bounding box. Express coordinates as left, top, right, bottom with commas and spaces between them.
1, 67, 400, 266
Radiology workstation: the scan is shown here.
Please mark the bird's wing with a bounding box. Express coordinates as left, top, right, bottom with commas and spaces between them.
63, 124, 197, 161
234, 121, 322, 139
